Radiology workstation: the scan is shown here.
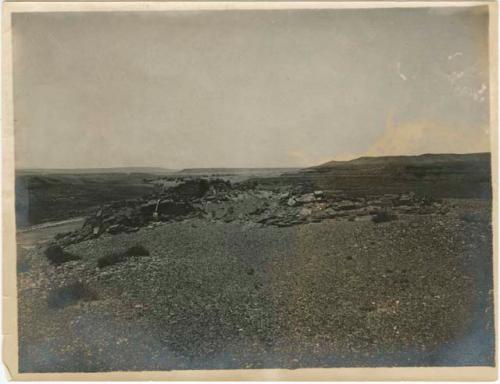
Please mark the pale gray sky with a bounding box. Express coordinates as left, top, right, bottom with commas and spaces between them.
12, 6, 490, 169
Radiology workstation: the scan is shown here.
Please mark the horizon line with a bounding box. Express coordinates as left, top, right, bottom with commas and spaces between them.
15, 151, 491, 172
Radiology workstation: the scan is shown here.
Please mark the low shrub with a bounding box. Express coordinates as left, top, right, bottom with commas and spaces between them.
44, 245, 80, 265
124, 244, 150, 257
372, 210, 397, 224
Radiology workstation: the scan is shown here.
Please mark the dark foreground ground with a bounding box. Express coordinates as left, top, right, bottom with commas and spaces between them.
16, 154, 495, 372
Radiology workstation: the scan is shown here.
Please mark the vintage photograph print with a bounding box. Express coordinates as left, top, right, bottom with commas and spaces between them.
3, 1, 496, 379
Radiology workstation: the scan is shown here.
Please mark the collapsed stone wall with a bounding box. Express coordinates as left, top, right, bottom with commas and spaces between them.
55, 178, 448, 246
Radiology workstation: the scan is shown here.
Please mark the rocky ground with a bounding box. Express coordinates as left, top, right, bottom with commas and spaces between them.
52, 178, 450, 246
16, 177, 494, 372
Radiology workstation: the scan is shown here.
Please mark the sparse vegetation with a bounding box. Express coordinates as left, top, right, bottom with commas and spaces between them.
372, 210, 397, 224
44, 245, 80, 265
124, 244, 150, 257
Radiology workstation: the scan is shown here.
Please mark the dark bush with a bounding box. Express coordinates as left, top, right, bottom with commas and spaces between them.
47, 281, 98, 309
125, 244, 150, 257
372, 210, 397, 224
199, 179, 210, 196
44, 245, 80, 265
172, 179, 210, 198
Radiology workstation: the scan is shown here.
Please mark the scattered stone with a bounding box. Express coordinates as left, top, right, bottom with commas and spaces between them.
336, 201, 357, 210
313, 190, 324, 198
297, 193, 316, 204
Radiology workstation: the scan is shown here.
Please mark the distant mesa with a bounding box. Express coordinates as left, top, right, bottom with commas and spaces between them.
177, 168, 300, 175
312, 152, 491, 169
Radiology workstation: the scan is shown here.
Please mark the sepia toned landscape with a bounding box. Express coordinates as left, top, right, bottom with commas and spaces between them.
9, 4, 494, 375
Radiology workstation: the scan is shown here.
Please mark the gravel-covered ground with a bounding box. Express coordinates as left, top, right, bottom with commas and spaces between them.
17, 198, 494, 372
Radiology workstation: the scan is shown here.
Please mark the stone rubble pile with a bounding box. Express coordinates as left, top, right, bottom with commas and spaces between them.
228, 190, 447, 227
56, 179, 230, 245
56, 179, 448, 245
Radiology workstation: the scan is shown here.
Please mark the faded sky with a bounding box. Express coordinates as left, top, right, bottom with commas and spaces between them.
12, 6, 491, 169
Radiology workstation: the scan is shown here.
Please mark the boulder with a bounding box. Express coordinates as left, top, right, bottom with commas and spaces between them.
297, 193, 315, 203
299, 207, 312, 217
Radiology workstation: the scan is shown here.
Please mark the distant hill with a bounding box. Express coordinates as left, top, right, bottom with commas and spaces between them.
250, 152, 492, 199
17, 167, 177, 175
314, 152, 491, 169
177, 168, 299, 175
